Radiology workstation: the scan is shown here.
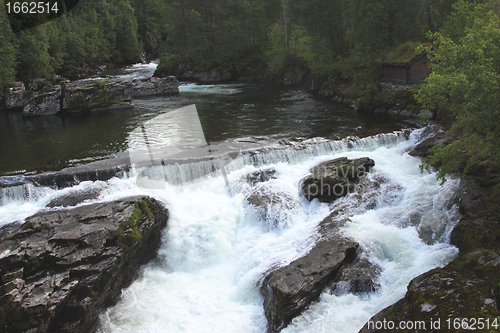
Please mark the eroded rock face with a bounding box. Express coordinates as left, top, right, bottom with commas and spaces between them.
301, 157, 375, 203
4, 82, 33, 110
131, 76, 179, 97
0, 196, 168, 333
23, 85, 62, 116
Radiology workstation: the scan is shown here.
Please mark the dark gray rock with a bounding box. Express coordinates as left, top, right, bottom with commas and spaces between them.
301, 157, 375, 203
4, 82, 33, 110
46, 186, 105, 208
261, 237, 359, 332
409, 131, 449, 158
329, 257, 380, 296
0, 196, 168, 333
131, 76, 179, 97
246, 169, 278, 186
23, 85, 62, 116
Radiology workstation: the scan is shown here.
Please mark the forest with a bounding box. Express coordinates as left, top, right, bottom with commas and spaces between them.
0, 0, 471, 89
0, 0, 499, 185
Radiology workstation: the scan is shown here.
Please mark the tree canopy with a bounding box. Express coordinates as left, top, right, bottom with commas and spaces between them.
417, 0, 500, 186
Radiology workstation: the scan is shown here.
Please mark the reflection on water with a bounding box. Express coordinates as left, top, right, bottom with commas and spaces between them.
0, 76, 412, 176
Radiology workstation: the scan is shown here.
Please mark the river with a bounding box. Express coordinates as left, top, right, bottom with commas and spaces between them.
0, 63, 459, 333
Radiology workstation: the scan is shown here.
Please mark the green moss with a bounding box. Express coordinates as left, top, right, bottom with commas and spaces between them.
20, 221, 34, 230
382, 42, 428, 65
112, 199, 155, 248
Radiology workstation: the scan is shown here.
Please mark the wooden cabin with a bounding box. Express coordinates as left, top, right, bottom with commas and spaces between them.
382, 52, 431, 85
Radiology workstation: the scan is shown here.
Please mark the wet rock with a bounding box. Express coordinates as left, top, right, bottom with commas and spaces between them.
246, 169, 278, 186
4, 82, 33, 110
359, 249, 500, 333
46, 186, 105, 208
245, 187, 296, 231
23, 85, 62, 116
261, 237, 359, 332
408, 126, 450, 157
301, 157, 375, 203
0, 196, 168, 333
131, 76, 179, 97
329, 257, 380, 296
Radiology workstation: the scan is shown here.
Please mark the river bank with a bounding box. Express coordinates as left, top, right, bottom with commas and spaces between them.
360, 136, 500, 333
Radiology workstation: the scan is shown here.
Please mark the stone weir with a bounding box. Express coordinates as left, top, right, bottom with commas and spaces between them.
0, 129, 411, 194
0, 196, 169, 333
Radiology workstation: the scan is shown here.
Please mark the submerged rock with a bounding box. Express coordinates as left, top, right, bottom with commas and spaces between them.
301, 157, 375, 203
246, 169, 278, 187
46, 185, 106, 208
261, 175, 385, 332
245, 186, 297, 231
0, 196, 168, 333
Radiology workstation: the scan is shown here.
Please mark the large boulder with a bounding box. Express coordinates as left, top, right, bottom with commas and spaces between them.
301, 157, 375, 202
62, 79, 132, 113
261, 236, 359, 332
131, 76, 179, 97
4, 82, 33, 110
23, 85, 62, 116
0, 196, 168, 333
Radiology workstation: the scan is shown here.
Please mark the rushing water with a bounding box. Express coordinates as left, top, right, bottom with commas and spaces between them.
0, 64, 460, 332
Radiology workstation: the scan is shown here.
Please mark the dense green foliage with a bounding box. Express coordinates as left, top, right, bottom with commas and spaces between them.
1, 0, 462, 92
417, 0, 500, 187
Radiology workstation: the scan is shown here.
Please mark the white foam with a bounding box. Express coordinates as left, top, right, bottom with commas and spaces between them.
0, 129, 460, 333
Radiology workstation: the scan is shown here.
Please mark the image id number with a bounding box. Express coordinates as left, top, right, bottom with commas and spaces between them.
5, 2, 59, 14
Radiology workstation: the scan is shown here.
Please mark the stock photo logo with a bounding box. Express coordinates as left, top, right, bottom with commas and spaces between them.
4, 0, 80, 33
128, 104, 241, 192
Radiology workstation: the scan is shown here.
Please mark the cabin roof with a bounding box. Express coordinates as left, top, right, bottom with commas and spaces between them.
380, 42, 429, 67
